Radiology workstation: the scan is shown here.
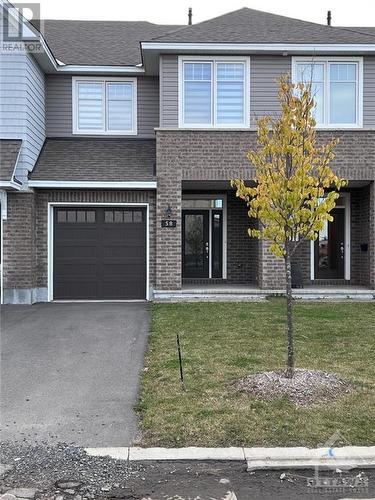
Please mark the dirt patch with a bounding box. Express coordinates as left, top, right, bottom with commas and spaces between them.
232, 369, 355, 406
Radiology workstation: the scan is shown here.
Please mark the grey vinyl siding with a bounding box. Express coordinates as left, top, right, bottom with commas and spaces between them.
0, 52, 45, 182
45, 75, 72, 136
160, 55, 179, 128
159, 54, 375, 129
138, 77, 159, 137
250, 55, 291, 126
158, 54, 291, 129
363, 56, 375, 129
46, 75, 159, 138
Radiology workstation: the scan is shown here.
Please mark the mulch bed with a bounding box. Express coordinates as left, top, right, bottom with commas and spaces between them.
232, 368, 355, 406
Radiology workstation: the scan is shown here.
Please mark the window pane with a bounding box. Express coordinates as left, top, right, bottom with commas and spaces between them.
86, 211, 96, 223
67, 211, 76, 223
104, 210, 114, 223
77, 82, 103, 130
76, 211, 86, 223
216, 63, 245, 124
133, 211, 143, 222
78, 82, 102, 99
108, 100, 132, 130
107, 82, 132, 100
330, 63, 356, 82
329, 64, 357, 123
107, 82, 133, 131
217, 81, 244, 124
114, 211, 123, 223
184, 81, 211, 123
311, 82, 324, 124
123, 211, 132, 222
184, 63, 212, 124
297, 63, 324, 83
57, 210, 66, 223
330, 82, 356, 123
296, 63, 324, 123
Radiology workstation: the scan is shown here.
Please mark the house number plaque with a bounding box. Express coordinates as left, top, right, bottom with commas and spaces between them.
161, 219, 177, 228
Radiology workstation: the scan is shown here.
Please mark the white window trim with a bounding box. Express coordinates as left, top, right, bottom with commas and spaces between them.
72, 76, 138, 135
178, 55, 250, 129
292, 57, 363, 129
310, 192, 351, 281
47, 202, 150, 302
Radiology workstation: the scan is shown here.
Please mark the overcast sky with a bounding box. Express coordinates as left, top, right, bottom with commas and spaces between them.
35, 0, 375, 27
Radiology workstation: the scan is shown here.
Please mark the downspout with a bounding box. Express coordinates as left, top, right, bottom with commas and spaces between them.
0, 189, 7, 305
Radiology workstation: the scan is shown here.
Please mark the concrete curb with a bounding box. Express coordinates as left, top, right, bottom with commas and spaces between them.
85, 446, 375, 470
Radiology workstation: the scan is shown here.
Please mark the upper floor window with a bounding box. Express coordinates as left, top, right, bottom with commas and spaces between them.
292, 58, 363, 128
72, 77, 137, 135
178, 57, 250, 128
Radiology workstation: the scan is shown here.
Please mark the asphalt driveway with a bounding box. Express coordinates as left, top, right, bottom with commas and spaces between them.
0, 302, 150, 447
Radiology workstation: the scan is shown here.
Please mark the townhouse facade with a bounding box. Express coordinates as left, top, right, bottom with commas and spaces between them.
0, 5, 374, 303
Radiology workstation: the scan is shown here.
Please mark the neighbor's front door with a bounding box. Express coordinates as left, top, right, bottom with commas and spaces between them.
182, 210, 209, 278
314, 208, 345, 279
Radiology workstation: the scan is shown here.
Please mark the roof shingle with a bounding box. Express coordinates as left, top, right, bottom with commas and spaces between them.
150, 8, 375, 44
30, 138, 156, 182
33, 20, 183, 66
33, 9, 375, 67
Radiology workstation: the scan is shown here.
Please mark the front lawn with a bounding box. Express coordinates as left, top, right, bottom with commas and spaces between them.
136, 300, 375, 447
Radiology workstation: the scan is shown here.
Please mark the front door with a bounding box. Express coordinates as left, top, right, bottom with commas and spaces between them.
314, 208, 345, 279
182, 210, 209, 278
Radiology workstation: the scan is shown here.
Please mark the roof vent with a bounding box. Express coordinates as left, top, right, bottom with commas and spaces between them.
188, 7, 192, 25
327, 10, 332, 26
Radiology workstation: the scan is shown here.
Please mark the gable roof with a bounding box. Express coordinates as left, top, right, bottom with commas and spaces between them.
30, 9, 375, 67
0, 139, 22, 182
29, 138, 156, 182
32, 20, 183, 66
149, 8, 375, 44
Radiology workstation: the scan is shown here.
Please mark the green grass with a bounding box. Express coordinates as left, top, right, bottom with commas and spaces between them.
136, 299, 375, 447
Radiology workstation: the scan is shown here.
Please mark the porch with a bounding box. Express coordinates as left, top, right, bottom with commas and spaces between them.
166, 180, 374, 294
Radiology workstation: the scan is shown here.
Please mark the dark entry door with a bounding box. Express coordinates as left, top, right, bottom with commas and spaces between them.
54, 206, 146, 300
182, 210, 209, 278
314, 208, 345, 279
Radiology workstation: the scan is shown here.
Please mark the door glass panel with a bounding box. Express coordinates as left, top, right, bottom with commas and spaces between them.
212, 211, 223, 278
317, 220, 329, 271
184, 214, 205, 276
182, 198, 223, 209
315, 208, 345, 279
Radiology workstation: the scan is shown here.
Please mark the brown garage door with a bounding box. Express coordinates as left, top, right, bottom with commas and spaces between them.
53, 207, 147, 300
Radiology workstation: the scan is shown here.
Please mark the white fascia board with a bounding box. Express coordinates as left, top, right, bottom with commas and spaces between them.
28, 181, 157, 189
56, 65, 145, 74
0, 181, 21, 191
141, 42, 375, 53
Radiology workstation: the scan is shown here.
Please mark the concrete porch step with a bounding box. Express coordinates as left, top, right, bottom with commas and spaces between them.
153, 288, 375, 302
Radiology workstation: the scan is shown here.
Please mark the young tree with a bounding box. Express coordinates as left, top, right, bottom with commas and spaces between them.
232, 75, 347, 378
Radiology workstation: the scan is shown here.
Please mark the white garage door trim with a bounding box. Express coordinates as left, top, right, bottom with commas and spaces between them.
47, 202, 150, 302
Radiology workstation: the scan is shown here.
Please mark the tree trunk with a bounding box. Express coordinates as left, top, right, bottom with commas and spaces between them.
284, 241, 295, 378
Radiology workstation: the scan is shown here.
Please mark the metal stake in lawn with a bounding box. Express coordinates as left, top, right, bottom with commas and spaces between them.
176, 333, 186, 391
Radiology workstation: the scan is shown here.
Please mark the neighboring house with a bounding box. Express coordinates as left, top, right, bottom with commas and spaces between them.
0, 4, 374, 303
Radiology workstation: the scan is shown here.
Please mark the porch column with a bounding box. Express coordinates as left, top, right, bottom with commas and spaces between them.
258, 239, 285, 289
155, 132, 182, 291
370, 181, 375, 289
